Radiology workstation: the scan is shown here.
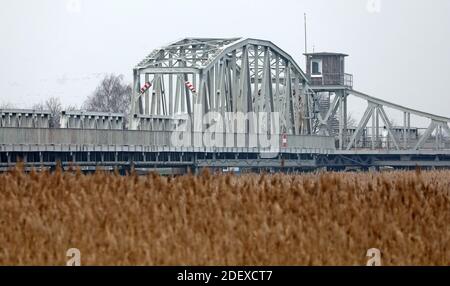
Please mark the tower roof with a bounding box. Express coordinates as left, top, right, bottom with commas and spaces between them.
304, 52, 348, 57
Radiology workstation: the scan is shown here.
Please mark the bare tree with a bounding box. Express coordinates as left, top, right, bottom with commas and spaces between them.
32, 97, 63, 128
0, 102, 17, 109
83, 74, 131, 116
347, 112, 358, 128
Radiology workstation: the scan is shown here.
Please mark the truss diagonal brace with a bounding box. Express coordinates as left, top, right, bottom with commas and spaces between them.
414, 120, 438, 150
377, 106, 400, 150
441, 123, 450, 137
346, 103, 376, 150
319, 94, 340, 125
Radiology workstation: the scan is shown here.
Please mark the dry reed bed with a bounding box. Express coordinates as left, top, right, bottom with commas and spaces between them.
0, 167, 449, 265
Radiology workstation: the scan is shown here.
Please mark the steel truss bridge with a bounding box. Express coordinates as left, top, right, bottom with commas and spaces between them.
1, 38, 450, 173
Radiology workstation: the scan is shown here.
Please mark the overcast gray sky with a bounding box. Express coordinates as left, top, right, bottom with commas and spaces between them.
1, 0, 449, 123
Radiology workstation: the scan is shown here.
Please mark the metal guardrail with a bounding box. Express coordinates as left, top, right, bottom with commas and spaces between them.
0, 128, 335, 151
344, 73, 353, 88
335, 127, 450, 151
310, 73, 353, 88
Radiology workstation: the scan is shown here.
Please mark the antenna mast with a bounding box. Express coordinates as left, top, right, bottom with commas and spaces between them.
304, 13, 308, 54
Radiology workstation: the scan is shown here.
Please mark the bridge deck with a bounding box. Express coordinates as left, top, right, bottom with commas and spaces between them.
1, 127, 450, 172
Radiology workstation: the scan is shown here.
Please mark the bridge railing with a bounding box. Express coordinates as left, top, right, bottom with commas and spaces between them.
341, 134, 450, 151
0, 127, 335, 153
334, 126, 450, 151
310, 73, 353, 88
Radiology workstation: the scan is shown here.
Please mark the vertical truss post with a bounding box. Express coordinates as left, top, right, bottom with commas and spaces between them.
156, 75, 162, 115
275, 54, 280, 112
232, 50, 238, 113
377, 106, 400, 150
285, 63, 295, 134
218, 61, 226, 116
168, 56, 173, 116
338, 92, 344, 150
436, 124, 441, 150
407, 112, 411, 146
174, 75, 181, 114
304, 82, 312, 135
343, 92, 348, 147
263, 47, 274, 113
285, 63, 293, 134
403, 112, 411, 150
144, 73, 150, 115
371, 109, 376, 150
192, 46, 197, 88
183, 74, 192, 115
151, 76, 157, 115
201, 73, 211, 114
225, 60, 233, 112
294, 76, 301, 134
208, 66, 214, 112
214, 62, 219, 112
253, 44, 259, 107
238, 45, 252, 113
129, 68, 141, 129
403, 112, 408, 149
375, 108, 380, 148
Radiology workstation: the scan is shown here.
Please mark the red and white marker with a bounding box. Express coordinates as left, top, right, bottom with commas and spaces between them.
185, 81, 197, 93
282, 133, 288, 148
140, 82, 152, 94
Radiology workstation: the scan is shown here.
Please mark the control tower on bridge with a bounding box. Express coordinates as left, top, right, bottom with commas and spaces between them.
305, 52, 353, 149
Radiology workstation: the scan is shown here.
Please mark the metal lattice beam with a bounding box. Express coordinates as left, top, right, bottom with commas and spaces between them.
130, 38, 312, 135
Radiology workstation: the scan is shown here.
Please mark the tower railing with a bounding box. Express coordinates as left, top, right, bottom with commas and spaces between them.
310, 73, 353, 88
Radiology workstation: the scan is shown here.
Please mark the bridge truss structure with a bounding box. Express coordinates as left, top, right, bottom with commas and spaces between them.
313, 88, 450, 152
130, 38, 314, 136
1, 38, 450, 172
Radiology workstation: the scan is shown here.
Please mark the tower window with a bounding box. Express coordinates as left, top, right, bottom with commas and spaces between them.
311, 59, 322, 76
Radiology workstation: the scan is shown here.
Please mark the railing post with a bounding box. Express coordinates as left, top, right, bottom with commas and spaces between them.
403, 112, 407, 149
